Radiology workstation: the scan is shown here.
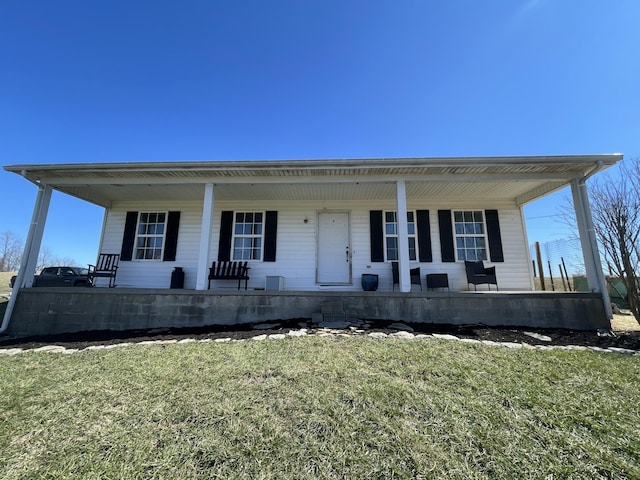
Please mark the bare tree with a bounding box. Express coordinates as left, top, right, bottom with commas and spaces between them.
0, 231, 23, 272
588, 158, 640, 323
37, 247, 55, 272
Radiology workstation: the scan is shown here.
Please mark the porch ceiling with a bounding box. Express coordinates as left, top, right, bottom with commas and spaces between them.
57, 179, 567, 205
4, 154, 622, 207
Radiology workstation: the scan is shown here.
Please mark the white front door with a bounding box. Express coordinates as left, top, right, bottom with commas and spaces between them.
317, 212, 351, 284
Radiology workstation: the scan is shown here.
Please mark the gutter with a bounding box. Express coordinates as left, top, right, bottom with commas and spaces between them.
581, 159, 605, 182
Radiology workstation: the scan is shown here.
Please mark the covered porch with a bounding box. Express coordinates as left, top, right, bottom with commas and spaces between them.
2, 154, 623, 335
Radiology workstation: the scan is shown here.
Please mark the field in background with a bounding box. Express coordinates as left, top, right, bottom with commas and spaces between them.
0, 272, 14, 296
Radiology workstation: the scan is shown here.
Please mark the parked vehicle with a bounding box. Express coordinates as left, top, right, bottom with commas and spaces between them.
10, 266, 91, 288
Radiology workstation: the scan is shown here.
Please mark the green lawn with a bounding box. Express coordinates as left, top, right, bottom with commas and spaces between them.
0, 337, 638, 479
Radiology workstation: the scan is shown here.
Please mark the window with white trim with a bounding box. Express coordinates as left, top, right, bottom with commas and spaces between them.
232, 212, 264, 260
384, 211, 417, 261
454, 210, 488, 261
135, 212, 167, 260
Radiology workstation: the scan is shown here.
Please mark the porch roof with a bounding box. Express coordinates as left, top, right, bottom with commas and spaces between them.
4, 154, 623, 208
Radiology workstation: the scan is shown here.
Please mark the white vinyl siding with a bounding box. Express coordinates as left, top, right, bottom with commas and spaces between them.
99, 198, 533, 291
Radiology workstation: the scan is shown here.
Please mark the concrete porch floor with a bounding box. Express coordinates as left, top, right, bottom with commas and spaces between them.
4, 288, 609, 337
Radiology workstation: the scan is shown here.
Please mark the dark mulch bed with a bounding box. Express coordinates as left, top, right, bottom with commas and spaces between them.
1, 319, 639, 352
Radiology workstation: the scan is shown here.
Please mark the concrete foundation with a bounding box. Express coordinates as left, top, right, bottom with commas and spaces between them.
4, 288, 609, 337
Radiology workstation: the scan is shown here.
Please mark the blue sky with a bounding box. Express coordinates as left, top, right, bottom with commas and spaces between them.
1, 1, 638, 268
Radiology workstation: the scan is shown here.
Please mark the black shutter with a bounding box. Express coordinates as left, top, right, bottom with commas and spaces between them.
370, 211, 385, 262
485, 209, 504, 262
120, 211, 138, 261
163, 211, 181, 261
218, 211, 234, 261
416, 210, 433, 262
263, 211, 278, 262
438, 210, 455, 262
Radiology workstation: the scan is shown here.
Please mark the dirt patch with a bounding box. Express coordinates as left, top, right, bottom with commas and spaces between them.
1, 318, 639, 352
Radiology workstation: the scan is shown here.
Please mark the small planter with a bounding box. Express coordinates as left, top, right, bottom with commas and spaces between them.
361, 274, 379, 292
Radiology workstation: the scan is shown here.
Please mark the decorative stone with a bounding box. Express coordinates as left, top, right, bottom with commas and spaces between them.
588, 346, 609, 353
388, 322, 414, 332
500, 342, 523, 349
287, 330, 308, 337
254, 323, 281, 330
104, 343, 133, 349
250, 334, 268, 341
367, 332, 388, 339
523, 331, 552, 342
0, 348, 23, 355
268, 334, 287, 340
597, 329, 616, 337
390, 331, 415, 340
432, 334, 460, 341
607, 347, 637, 355
32, 345, 67, 353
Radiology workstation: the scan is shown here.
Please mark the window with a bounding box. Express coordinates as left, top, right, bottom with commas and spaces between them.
384, 211, 417, 261
454, 211, 487, 261
232, 212, 264, 260
135, 212, 166, 260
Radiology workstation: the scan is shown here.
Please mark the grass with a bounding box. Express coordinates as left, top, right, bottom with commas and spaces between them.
0, 337, 638, 479
0, 272, 14, 296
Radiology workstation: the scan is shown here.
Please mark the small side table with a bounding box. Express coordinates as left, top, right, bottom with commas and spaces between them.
426, 273, 449, 291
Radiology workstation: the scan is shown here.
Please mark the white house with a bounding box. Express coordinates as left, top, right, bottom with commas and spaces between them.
2, 154, 623, 335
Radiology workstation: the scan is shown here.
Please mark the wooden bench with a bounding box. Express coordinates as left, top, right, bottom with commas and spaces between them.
88, 253, 120, 288
208, 261, 250, 290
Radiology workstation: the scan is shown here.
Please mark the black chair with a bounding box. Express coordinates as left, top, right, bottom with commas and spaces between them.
464, 260, 498, 291
392, 262, 422, 291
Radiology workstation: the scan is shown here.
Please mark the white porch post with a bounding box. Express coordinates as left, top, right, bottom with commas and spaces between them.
195, 183, 215, 290
21, 184, 52, 288
570, 178, 612, 319
0, 184, 52, 333
396, 180, 411, 292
